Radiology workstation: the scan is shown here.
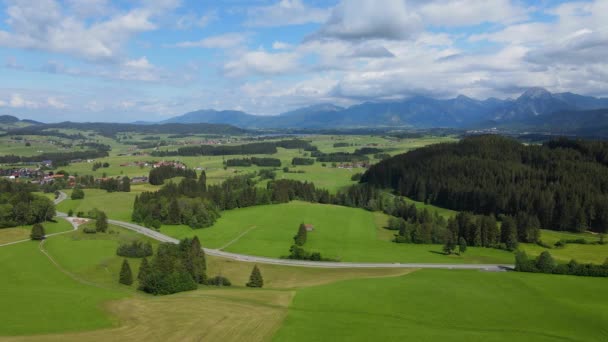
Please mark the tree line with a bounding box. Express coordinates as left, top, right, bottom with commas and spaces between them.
151, 139, 315, 158
0, 150, 109, 167
226, 157, 281, 167
515, 251, 608, 277
0, 179, 55, 228
362, 135, 608, 233
148, 165, 197, 185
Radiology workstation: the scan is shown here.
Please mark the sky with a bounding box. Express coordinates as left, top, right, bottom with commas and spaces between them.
0, 0, 607, 123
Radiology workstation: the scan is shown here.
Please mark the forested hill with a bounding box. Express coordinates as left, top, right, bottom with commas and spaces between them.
361, 135, 608, 233
5, 121, 246, 138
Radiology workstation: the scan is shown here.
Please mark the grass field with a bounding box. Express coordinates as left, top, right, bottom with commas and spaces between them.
0, 242, 125, 335
0, 219, 74, 245
56, 188, 144, 221
274, 269, 608, 342
519, 229, 607, 264
161, 201, 514, 264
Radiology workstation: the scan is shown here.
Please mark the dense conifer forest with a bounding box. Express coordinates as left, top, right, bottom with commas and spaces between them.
362, 135, 608, 233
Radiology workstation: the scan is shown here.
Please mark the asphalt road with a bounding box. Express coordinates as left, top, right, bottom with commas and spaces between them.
53, 191, 514, 271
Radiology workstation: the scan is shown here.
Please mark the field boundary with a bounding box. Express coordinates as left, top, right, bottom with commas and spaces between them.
218, 226, 257, 250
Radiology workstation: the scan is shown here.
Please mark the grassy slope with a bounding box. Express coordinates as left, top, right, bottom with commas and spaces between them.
274, 269, 608, 342
1, 222, 409, 341
0, 219, 73, 245
0, 242, 125, 335
518, 230, 607, 264
162, 201, 514, 264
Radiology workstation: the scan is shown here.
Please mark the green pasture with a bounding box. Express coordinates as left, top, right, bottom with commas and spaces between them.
274, 269, 608, 342
0, 242, 125, 335
161, 201, 514, 264
0, 219, 73, 245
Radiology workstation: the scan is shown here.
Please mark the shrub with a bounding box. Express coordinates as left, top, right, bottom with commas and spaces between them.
116, 241, 153, 258
30, 223, 45, 240
71, 187, 85, 200
207, 276, 232, 287
83, 226, 97, 234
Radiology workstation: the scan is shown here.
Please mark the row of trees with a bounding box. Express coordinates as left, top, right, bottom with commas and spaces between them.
116, 240, 153, 258
148, 165, 197, 185
363, 135, 608, 233
0, 179, 55, 228
292, 157, 315, 166
118, 236, 265, 291
225, 157, 281, 167
515, 251, 608, 277
0, 150, 109, 167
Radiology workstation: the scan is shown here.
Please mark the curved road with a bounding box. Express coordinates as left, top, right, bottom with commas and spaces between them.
54, 191, 513, 271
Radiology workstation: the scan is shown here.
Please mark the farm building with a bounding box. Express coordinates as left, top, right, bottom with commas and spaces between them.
303, 224, 314, 232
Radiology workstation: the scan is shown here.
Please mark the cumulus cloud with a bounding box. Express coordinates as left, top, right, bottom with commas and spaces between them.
223, 50, 300, 77
0, 0, 177, 61
311, 0, 422, 41
173, 33, 249, 49
176, 11, 217, 30
418, 0, 529, 27
245, 0, 329, 27
47, 97, 67, 109
9, 93, 38, 108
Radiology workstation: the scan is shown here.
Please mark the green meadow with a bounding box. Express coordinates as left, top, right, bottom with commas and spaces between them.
0, 219, 73, 245
161, 201, 514, 264
0, 241, 125, 335
274, 269, 608, 342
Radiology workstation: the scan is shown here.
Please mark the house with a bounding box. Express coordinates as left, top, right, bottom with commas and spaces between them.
303, 224, 314, 232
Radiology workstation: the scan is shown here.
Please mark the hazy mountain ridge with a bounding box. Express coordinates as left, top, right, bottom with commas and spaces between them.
162, 88, 608, 130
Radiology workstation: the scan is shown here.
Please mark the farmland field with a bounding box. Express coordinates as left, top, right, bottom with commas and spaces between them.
161, 201, 515, 264
274, 269, 608, 342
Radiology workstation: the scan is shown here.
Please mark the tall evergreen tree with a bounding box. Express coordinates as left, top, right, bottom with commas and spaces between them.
458, 237, 467, 255
138, 257, 150, 282
121, 176, 131, 192
168, 199, 181, 224
119, 259, 133, 285
198, 170, 207, 193
246, 265, 264, 288
96, 211, 108, 233
294, 223, 308, 246
500, 216, 518, 250
30, 223, 45, 240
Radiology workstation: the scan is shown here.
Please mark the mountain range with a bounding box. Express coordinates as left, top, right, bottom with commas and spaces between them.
161, 88, 608, 131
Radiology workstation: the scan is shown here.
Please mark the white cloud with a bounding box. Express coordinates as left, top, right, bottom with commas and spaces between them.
418, 0, 529, 27
245, 0, 330, 27
224, 50, 300, 77
0, 0, 178, 61
9, 93, 38, 108
311, 0, 422, 41
176, 11, 217, 30
174, 33, 249, 49
47, 97, 67, 109
272, 41, 292, 50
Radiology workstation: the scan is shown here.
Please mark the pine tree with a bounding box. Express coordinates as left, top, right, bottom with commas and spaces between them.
294, 223, 307, 246
121, 176, 131, 192
168, 199, 181, 224
96, 211, 108, 233
198, 171, 207, 193
458, 237, 467, 255
119, 259, 133, 285
30, 223, 45, 240
246, 265, 264, 288
138, 257, 150, 282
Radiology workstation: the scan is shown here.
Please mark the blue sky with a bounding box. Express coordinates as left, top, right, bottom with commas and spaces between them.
0, 0, 606, 122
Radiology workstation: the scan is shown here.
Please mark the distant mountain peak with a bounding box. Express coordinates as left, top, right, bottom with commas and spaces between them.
0, 115, 20, 123
519, 87, 552, 100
